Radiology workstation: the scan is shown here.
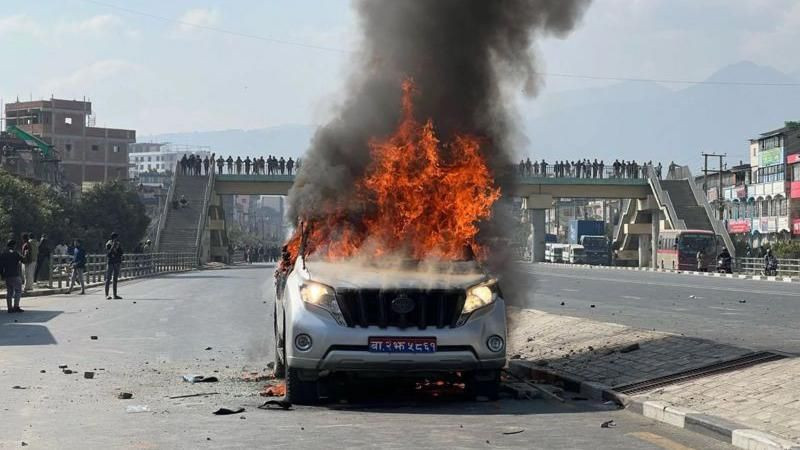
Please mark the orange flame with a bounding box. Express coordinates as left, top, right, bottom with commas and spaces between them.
288, 80, 500, 263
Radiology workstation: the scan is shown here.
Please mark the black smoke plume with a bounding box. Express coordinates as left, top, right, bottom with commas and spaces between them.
288, 0, 590, 299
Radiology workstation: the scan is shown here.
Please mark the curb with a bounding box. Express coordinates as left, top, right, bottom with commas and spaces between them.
534, 262, 797, 283
509, 360, 800, 450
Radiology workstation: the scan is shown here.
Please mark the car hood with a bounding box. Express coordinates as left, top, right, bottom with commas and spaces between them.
300, 260, 489, 291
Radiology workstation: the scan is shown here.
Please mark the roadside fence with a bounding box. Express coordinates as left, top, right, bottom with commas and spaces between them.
735, 257, 800, 277
1, 252, 195, 293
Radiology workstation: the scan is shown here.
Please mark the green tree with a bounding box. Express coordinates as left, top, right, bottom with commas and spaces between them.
0, 169, 66, 244
74, 181, 149, 252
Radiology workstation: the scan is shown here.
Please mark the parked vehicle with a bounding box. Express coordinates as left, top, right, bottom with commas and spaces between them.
656, 229, 718, 271
545, 243, 569, 263
764, 254, 779, 276
565, 244, 586, 264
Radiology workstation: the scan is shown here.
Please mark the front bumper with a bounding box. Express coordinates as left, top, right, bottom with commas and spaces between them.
286, 298, 507, 373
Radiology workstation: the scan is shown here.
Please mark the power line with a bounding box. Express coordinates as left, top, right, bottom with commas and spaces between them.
535, 72, 800, 87
83, 0, 800, 88
82, 0, 352, 54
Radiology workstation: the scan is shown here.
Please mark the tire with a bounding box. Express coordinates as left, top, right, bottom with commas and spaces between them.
273, 306, 286, 378
286, 368, 320, 405
466, 370, 500, 401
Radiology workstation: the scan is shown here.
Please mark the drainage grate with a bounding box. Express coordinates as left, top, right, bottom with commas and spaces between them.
613, 351, 787, 395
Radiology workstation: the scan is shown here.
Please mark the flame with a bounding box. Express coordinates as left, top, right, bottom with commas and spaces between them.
287, 80, 500, 263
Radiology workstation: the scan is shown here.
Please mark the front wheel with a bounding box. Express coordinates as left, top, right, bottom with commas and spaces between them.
286, 368, 320, 405
466, 370, 500, 401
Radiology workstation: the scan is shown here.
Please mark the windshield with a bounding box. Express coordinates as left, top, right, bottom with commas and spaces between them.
571, 248, 584, 255
582, 237, 607, 250
552, 248, 563, 256
678, 234, 716, 255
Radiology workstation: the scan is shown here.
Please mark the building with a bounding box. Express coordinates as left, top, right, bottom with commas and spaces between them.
718, 122, 800, 250
0, 129, 61, 186
4, 98, 135, 189
128, 142, 211, 178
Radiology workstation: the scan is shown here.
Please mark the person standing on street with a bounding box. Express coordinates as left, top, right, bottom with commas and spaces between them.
104, 232, 124, 300
21, 233, 38, 292
0, 239, 25, 313
696, 249, 707, 272
66, 239, 86, 295
35, 234, 51, 283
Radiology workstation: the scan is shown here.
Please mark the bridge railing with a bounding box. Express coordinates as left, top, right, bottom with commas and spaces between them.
154, 160, 179, 252
735, 257, 800, 277
514, 164, 656, 180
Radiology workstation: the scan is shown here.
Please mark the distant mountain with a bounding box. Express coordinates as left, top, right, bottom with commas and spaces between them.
523, 61, 800, 166
141, 124, 315, 159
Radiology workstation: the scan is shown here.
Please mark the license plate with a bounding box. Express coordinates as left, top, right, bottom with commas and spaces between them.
368, 337, 437, 353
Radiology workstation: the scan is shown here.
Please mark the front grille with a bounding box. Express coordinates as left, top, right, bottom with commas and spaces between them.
335, 289, 465, 330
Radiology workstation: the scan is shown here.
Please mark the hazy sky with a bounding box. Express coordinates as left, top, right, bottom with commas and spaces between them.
1, 0, 799, 135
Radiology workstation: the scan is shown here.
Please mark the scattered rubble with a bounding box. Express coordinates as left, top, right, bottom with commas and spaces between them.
62, 369, 73, 375
502, 429, 525, 435
600, 420, 616, 428
90, 336, 98, 340
258, 400, 292, 410
182, 374, 218, 383
212, 407, 244, 415
125, 405, 150, 413
619, 343, 640, 354
168, 392, 219, 399
83, 371, 95, 379
117, 392, 133, 399
12, 385, 27, 389
260, 382, 286, 397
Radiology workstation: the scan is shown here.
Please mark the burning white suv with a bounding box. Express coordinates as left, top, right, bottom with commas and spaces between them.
273, 256, 507, 404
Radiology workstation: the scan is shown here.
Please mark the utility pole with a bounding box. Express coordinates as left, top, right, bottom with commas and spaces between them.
702, 152, 727, 220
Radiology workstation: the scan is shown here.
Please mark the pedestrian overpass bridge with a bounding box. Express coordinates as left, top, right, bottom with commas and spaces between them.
155, 167, 732, 269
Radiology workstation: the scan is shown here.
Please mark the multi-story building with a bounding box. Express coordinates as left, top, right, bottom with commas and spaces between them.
717, 122, 800, 250
128, 142, 211, 178
4, 98, 135, 189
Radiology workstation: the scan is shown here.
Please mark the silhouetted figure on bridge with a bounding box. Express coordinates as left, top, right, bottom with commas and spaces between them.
244, 157, 252, 175
259, 156, 266, 175
540, 159, 547, 177
279, 157, 286, 175
216, 156, 224, 174
235, 157, 243, 175
203, 156, 210, 175
598, 160, 605, 179
226, 156, 233, 174
524, 158, 532, 176
287, 158, 294, 175
656, 162, 663, 179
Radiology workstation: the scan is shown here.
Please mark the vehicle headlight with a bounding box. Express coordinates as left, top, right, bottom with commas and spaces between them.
456, 279, 499, 326
299, 281, 345, 325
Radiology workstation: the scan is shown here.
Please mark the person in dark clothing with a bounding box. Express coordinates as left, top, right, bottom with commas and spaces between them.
105, 232, 124, 300
540, 159, 547, 176
287, 157, 295, 175
279, 157, 286, 175
598, 160, 605, 179
0, 239, 24, 313
67, 239, 86, 295
226, 156, 234, 174
216, 156, 224, 174
180, 154, 188, 175
244, 157, 251, 175
259, 156, 266, 175
235, 157, 243, 175
203, 156, 210, 175
35, 234, 51, 283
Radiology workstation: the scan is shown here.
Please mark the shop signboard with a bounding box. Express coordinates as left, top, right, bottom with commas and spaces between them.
735, 185, 747, 199
791, 181, 800, 199
778, 217, 789, 232
759, 147, 784, 167
727, 219, 751, 234
788, 153, 800, 165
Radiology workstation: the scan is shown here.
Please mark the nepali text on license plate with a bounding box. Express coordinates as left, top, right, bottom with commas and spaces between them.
368, 337, 437, 353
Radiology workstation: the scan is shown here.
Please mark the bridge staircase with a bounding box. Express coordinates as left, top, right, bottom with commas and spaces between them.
156, 168, 214, 260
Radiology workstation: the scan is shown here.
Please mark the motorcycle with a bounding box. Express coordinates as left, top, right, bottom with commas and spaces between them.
763, 257, 778, 276
716, 256, 732, 274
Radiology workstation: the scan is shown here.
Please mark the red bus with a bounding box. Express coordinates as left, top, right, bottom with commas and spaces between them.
656, 229, 718, 271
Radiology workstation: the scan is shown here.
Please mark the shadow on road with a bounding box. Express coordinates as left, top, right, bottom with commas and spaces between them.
0, 310, 62, 346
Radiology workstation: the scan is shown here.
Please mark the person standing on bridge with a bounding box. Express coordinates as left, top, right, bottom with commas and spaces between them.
598, 160, 605, 179
532, 159, 538, 176
104, 232, 124, 300
591, 160, 598, 178
203, 156, 210, 175
540, 159, 548, 177
259, 156, 266, 175
66, 239, 86, 295
279, 157, 286, 175
287, 158, 294, 175
524, 158, 532, 176
226, 156, 233, 174
244, 157, 252, 175
656, 162, 663, 179
235, 156, 242, 175
216, 156, 224, 174
0, 239, 24, 313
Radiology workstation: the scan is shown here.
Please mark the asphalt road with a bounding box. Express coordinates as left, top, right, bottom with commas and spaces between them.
520, 263, 800, 354
0, 264, 731, 449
